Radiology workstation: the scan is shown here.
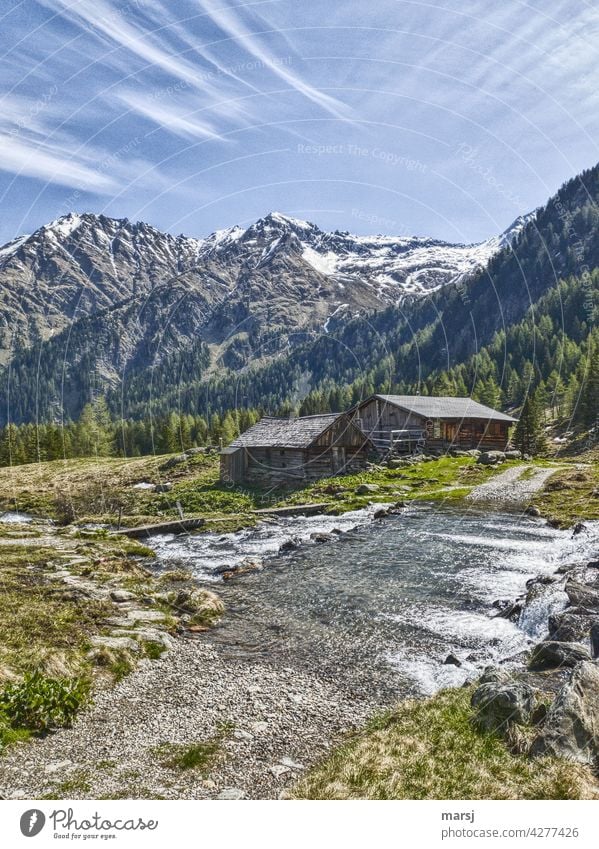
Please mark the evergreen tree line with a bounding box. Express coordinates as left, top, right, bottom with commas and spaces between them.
0, 401, 261, 466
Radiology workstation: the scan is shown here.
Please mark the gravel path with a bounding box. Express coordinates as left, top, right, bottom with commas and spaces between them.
466, 464, 558, 505
0, 638, 378, 800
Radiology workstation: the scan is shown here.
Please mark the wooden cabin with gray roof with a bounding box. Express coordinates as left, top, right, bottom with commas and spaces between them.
220, 413, 373, 486
351, 394, 517, 454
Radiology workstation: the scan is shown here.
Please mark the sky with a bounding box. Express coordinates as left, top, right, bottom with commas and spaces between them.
1, 0, 599, 246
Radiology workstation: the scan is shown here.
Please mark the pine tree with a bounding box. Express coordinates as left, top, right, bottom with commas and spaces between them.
514, 391, 547, 455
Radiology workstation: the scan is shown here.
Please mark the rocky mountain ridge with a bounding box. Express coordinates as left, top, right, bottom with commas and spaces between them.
0, 210, 529, 366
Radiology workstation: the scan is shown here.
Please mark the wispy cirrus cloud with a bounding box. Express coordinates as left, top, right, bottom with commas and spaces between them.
195, 0, 354, 121
116, 89, 227, 141
2, 0, 599, 246
0, 129, 117, 191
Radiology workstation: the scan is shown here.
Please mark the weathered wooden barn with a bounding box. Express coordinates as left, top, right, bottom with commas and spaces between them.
351, 394, 517, 453
220, 413, 373, 486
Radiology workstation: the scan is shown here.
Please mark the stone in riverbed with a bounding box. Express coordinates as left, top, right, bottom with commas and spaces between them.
564, 579, 599, 609
279, 538, 301, 553
493, 598, 523, 621
548, 608, 599, 643
531, 661, 599, 764
444, 653, 462, 667
309, 532, 335, 543
373, 508, 390, 519
529, 640, 591, 670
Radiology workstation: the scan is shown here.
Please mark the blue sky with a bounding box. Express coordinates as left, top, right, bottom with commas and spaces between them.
1, 0, 599, 245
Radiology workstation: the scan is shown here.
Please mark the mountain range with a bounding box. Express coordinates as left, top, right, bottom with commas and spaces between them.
0, 161, 597, 425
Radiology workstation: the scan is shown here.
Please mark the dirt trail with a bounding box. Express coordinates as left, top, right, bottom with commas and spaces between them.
466, 464, 558, 505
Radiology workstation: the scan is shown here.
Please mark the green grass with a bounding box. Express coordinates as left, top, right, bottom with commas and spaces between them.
274, 456, 526, 513
0, 544, 109, 677
42, 769, 92, 799
293, 688, 597, 800
535, 460, 599, 525
154, 721, 233, 773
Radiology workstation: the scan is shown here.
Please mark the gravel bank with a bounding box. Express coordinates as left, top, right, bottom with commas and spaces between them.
466, 464, 558, 505
0, 637, 378, 800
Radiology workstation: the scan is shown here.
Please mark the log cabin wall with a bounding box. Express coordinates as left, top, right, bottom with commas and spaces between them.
220, 448, 247, 484
352, 400, 426, 451
353, 400, 512, 453
237, 443, 371, 487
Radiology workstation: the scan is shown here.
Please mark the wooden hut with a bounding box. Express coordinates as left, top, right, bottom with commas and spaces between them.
351, 394, 517, 454
220, 413, 373, 486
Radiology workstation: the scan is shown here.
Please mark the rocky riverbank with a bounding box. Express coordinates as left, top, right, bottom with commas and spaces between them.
470, 525, 599, 770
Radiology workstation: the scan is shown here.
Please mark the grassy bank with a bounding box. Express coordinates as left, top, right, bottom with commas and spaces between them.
0, 452, 549, 527
293, 687, 597, 800
0, 516, 226, 753
534, 447, 599, 525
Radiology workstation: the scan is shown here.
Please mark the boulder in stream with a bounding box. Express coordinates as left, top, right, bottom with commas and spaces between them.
529, 640, 591, 670
564, 579, 599, 609
548, 608, 599, 643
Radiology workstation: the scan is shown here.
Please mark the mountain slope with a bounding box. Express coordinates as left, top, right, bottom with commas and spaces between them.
0, 207, 530, 422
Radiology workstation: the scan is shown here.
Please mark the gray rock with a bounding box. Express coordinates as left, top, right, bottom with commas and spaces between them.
529, 640, 591, 670
444, 653, 462, 667
373, 507, 390, 519
124, 628, 175, 650
355, 483, 380, 494
548, 608, 599, 643
471, 676, 536, 732
269, 764, 291, 779
279, 538, 300, 552
90, 635, 140, 652
504, 450, 522, 460
309, 532, 335, 543
154, 482, 173, 493
525, 505, 541, 517
161, 455, 187, 470
494, 599, 523, 621
110, 589, 136, 603
217, 787, 246, 800
279, 756, 305, 770
565, 580, 599, 609
478, 666, 513, 685
477, 451, 506, 465
531, 661, 599, 764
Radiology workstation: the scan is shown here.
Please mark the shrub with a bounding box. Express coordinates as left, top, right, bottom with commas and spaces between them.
0, 670, 89, 734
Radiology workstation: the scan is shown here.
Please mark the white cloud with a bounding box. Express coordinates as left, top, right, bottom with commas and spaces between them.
116, 89, 226, 140
196, 0, 354, 121
0, 131, 117, 191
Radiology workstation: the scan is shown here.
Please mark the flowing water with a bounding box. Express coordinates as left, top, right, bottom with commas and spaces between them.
148, 504, 599, 701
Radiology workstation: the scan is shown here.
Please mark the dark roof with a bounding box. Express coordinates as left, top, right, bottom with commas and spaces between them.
226, 414, 346, 449
361, 394, 517, 423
